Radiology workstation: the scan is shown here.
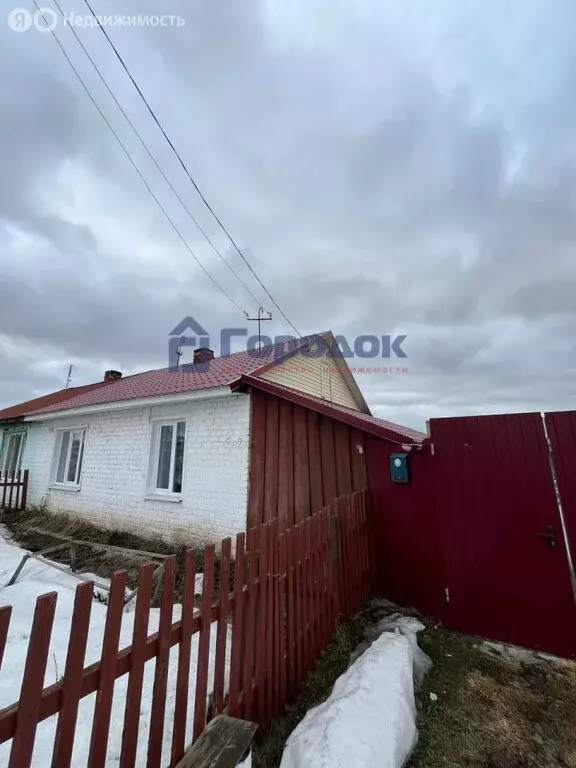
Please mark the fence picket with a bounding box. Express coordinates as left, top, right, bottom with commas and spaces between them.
8, 592, 57, 768
278, 531, 287, 714
228, 533, 245, 718
285, 528, 296, 701
241, 530, 258, 720
192, 545, 215, 741
88, 571, 128, 768
51, 582, 94, 768
0, 489, 372, 762
120, 563, 155, 768
255, 523, 269, 725
0, 605, 12, 671
170, 551, 196, 766
147, 556, 176, 768
213, 538, 231, 716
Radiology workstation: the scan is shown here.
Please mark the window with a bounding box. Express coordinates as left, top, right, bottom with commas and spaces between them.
1, 432, 25, 478
152, 420, 186, 494
53, 428, 86, 487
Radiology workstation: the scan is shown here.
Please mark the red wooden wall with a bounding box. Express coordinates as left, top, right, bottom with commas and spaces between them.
248, 389, 368, 528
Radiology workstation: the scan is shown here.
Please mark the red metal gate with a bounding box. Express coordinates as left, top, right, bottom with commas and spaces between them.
367, 412, 576, 658
432, 412, 576, 658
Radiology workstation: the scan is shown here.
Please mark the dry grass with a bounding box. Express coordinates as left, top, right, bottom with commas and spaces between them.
409, 626, 576, 768
253, 603, 576, 768
2, 505, 220, 602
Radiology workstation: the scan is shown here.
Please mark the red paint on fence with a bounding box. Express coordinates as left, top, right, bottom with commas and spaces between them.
51, 582, 94, 768
147, 557, 176, 768
88, 571, 128, 768
0, 490, 372, 763
121, 563, 155, 768
170, 552, 195, 767
8, 592, 57, 768
193, 545, 215, 741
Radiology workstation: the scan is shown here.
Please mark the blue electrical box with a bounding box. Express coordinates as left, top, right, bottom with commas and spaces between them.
390, 453, 409, 483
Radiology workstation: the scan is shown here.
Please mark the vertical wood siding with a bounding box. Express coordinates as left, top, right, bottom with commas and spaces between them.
248, 389, 368, 527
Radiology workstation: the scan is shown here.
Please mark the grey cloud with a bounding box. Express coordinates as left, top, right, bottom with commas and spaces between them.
1, 0, 576, 428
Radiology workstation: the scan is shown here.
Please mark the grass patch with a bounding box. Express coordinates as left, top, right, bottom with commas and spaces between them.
409, 625, 576, 768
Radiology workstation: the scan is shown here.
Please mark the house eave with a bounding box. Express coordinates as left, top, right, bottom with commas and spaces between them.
23, 386, 235, 422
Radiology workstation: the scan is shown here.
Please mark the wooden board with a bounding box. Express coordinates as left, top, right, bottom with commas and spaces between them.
174, 716, 256, 768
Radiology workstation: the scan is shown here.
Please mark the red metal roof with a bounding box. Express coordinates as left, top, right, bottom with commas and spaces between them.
24, 335, 322, 416
236, 376, 427, 445
0, 381, 112, 421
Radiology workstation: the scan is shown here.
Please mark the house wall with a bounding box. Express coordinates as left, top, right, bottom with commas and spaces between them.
247, 388, 368, 528
258, 351, 361, 411
20, 393, 251, 545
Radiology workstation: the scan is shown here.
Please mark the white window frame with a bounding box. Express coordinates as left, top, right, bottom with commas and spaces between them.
0, 430, 26, 479
51, 426, 87, 489
148, 418, 187, 498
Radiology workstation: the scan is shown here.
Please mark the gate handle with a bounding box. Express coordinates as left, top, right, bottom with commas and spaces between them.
537, 526, 557, 549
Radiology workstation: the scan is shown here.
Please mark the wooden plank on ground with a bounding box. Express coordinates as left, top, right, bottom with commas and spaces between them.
173, 715, 256, 768
0, 606, 12, 671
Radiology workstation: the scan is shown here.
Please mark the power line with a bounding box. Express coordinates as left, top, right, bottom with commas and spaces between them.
31, 0, 247, 316
80, 0, 303, 339
50, 0, 263, 310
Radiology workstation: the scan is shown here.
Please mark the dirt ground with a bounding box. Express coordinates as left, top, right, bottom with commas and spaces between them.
410, 625, 576, 768
254, 601, 576, 768
2, 506, 216, 603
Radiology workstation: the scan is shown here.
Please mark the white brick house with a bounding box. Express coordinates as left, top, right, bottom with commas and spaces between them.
0, 332, 412, 544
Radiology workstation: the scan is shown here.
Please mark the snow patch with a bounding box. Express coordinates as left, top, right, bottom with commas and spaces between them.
0, 533, 229, 767
280, 616, 430, 768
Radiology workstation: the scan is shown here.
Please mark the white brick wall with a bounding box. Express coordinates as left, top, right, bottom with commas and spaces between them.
18, 393, 251, 546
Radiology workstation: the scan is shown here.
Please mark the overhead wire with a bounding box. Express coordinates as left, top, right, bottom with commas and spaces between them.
31, 0, 248, 316
50, 0, 263, 310
80, 0, 303, 339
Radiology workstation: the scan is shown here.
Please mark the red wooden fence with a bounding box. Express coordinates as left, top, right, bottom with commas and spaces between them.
0, 470, 28, 512
0, 489, 372, 766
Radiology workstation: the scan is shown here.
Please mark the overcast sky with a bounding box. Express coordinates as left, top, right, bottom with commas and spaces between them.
1, 0, 575, 429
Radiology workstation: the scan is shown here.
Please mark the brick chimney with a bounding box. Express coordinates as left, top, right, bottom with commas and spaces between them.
193, 348, 214, 364
104, 370, 122, 382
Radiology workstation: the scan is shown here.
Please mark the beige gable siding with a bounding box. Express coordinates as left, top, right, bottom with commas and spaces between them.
258, 351, 361, 410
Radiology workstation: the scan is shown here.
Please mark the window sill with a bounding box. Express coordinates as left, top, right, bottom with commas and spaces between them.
49, 483, 81, 493
144, 494, 182, 504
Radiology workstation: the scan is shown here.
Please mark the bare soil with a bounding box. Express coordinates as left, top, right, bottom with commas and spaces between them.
410, 625, 576, 768
2, 506, 218, 602
254, 600, 576, 768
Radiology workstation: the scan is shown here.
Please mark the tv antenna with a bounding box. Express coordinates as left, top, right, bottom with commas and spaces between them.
65, 364, 73, 389
246, 307, 272, 349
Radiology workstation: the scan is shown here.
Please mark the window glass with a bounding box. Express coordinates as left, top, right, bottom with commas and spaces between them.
56, 431, 70, 483
173, 421, 186, 493
156, 424, 174, 489
67, 432, 82, 483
